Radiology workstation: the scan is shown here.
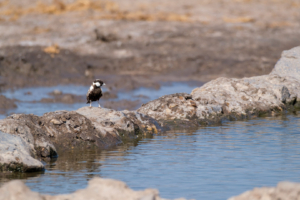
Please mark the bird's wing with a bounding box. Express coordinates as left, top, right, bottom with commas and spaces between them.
86, 85, 93, 101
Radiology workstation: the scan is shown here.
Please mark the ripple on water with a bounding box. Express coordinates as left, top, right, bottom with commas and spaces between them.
1, 113, 298, 200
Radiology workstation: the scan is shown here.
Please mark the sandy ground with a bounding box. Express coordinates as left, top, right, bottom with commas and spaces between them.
0, 0, 299, 110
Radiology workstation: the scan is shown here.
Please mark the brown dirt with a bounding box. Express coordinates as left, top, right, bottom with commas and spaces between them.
0, 0, 299, 111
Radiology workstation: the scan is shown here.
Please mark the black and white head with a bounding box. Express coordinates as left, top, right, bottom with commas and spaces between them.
92, 79, 105, 88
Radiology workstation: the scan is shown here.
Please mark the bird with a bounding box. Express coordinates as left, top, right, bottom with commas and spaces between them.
86, 79, 106, 108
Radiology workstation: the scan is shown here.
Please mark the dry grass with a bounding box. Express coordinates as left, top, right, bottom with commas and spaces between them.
266, 21, 293, 28
0, 0, 190, 22
223, 16, 255, 23
43, 44, 60, 55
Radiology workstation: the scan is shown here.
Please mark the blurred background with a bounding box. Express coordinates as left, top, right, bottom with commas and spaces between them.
1, 1, 300, 200
0, 0, 299, 116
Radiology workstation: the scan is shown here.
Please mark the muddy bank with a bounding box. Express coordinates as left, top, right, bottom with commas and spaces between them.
0, 0, 299, 114
0, 0, 300, 92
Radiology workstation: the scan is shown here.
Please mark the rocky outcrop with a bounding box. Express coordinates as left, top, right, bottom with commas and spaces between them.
76, 107, 161, 138
1, 46, 300, 172
0, 114, 58, 161
271, 46, 300, 81
0, 107, 162, 171
228, 182, 300, 200
0, 131, 44, 172
138, 47, 300, 125
0, 177, 185, 200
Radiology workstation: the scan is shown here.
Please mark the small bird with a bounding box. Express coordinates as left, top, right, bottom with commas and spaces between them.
86, 79, 106, 108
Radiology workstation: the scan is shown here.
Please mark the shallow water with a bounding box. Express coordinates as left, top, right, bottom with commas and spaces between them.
0, 82, 199, 119
1, 113, 300, 200
2, 83, 300, 199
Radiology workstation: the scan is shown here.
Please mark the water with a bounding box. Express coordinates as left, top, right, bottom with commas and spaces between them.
1, 82, 300, 199
1, 113, 300, 199
0, 82, 198, 119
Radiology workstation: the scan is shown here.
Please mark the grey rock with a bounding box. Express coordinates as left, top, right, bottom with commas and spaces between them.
228, 181, 300, 200
0, 177, 183, 200
0, 131, 44, 172
192, 74, 300, 119
0, 114, 57, 160
0, 180, 44, 200
76, 107, 163, 137
137, 93, 197, 121
271, 46, 300, 80
138, 47, 300, 124
41, 110, 114, 150
0, 107, 162, 171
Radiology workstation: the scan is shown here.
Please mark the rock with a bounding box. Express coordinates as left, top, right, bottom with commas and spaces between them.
42, 110, 121, 149
191, 74, 300, 119
94, 29, 118, 42
76, 107, 163, 138
0, 131, 44, 172
51, 89, 62, 95
137, 93, 196, 121
138, 47, 300, 124
0, 95, 17, 114
0, 114, 58, 161
0, 180, 44, 200
0, 107, 163, 170
0, 177, 185, 200
49, 178, 162, 200
271, 46, 300, 80
228, 182, 300, 200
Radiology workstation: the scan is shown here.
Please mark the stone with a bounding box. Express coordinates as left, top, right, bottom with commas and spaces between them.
0, 180, 43, 200
0, 114, 57, 160
76, 107, 163, 138
50, 119, 63, 125
0, 107, 163, 170
228, 182, 300, 200
138, 47, 300, 124
0, 131, 44, 172
271, 46, 300, 80
192, 74, 300, 119
137, 93, 196, 122
0, 177, 185, 200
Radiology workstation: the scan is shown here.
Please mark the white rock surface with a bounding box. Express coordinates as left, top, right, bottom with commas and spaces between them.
0, 131, 44, 172
271, 46, 300, 80
228, 182, 300, 200
0, 177, 187, 200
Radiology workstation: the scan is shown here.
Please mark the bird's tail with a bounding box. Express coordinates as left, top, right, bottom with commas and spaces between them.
86, 100, 91, 104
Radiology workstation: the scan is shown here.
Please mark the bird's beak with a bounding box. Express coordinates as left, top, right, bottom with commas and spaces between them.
103, 83, 106, 86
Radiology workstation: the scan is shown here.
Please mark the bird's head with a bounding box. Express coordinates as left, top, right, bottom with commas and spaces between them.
92, 79, 106, 88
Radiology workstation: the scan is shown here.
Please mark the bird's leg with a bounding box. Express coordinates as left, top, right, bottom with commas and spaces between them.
98, 100, 101, 108
90, 102, 92, 107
